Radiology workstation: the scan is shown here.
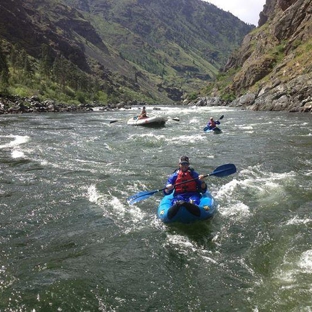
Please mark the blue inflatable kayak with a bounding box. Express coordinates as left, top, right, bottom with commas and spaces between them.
204, 126, 222, 134
157, 191, 217, 224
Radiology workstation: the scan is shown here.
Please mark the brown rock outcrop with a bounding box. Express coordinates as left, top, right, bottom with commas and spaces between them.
220, 0, 312, 112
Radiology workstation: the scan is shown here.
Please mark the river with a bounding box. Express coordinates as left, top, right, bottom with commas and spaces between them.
1, 105, 312, 311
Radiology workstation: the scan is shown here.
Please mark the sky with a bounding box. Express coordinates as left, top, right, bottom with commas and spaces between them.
205, 0, 267, 25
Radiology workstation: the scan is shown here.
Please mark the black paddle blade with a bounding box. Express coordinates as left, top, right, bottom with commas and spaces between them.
219, 115, 224, 120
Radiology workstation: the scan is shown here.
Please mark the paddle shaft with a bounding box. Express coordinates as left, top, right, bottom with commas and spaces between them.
127, 163, 236, 204
129, 175, 208, 203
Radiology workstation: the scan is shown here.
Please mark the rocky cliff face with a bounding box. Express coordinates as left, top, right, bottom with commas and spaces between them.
220, 0, 312, 112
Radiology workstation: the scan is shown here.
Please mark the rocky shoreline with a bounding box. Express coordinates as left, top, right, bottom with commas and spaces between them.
0, 95, 94, 114
190, 92, 312, 113
0, 95, 148, 114
2, 91, 312, 115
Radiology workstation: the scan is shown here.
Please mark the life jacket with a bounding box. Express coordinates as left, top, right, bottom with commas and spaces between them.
174, 169, 198, 194
209, 120, 216, 128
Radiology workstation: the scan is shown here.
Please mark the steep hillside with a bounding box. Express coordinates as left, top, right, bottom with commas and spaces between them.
68, 0, 252, 94
0, 0, 253, 104
209, 0, 312, 112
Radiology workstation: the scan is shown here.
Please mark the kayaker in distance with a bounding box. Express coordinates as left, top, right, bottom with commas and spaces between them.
138, 106, 148, 119
206, 116, 220, 130
164, 156, 207, 219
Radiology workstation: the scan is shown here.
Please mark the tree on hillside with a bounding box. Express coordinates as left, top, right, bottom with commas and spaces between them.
52, 55, 68, 92
39, 44, 54, 78
22, 54, 34, 82
0, 44, 9, 91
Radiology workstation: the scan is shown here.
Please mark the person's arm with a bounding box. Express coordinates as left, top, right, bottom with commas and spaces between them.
198, 175, 207, 192
164, 173, 177, 195
193, 171, 207, 193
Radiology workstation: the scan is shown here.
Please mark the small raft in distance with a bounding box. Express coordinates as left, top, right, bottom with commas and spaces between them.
127, 116, 167, 127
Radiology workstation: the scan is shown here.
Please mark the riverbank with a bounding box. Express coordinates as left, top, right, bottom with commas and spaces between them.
189, 93, 312, 113
0, 95, 95, 114
0, 95, 148, 114
3, 93, 312, 115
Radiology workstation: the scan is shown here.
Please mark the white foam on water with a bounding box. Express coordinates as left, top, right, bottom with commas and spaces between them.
215, 165, 297, 223
189, 117, 201, 124
128, 133, 166, 141
227, 165, 295, 196
285, 216, 312, 226
87, 185, 146, 231
201, 249, 219, 264
0, 134, 30, 149
164, 233, 196, 255
40, 160, 49, 166
108, 195, 146, 231
88, 184, 101, 203
216, 178, 241, 200
11, 149, 25, 158
163, 232, 222, 267
298, 250, 312, 272
305, 169, 312, 176
165, 134, 206, 143
274, 249, 312, 289
0, 135, 30, 159
237, 124, 254, 130
219, 202, 251, 220
128, 132, 207, 145
103, 143, 112, 151
150, 215, 167, 230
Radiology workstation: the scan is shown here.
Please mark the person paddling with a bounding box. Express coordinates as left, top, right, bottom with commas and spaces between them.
164, 156, 207, 219
206, 116, 220, 130
138, 106, 148, 119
